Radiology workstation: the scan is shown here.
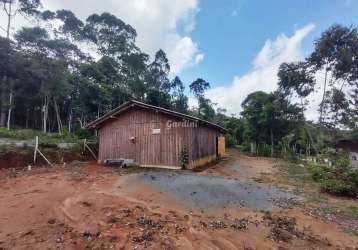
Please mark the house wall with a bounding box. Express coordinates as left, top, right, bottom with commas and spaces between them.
98, 106, 221, 168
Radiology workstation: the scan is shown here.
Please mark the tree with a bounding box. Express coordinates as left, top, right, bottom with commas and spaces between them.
146, 49, 170, 91
14, 27, 75, 133
189, 78, 210, 98
171, 76, 188, 113
70, 63, 112, 128
277, 62, 315, 114
1, 0, 41, 40
322, 88, 350, 128
0, 37, 26, 129
198, 97, 216, 121
121, 52, 149, 101
41, 9, 84, 41
84, 12, 137, 57
145, 50, 172, 107
189, 78, 211, 116
0, 0, 42, 127
241, 91, 302, 156
308, 24, 358, 125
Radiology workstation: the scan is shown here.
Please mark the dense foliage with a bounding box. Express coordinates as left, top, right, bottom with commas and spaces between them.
0, 3, 202, 133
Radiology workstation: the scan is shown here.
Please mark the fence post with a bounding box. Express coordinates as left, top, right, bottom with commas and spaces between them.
33, 136, 38, 164
33, 136, 53, 166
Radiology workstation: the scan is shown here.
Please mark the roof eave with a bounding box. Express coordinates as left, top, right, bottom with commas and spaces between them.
86, 100, 228, 132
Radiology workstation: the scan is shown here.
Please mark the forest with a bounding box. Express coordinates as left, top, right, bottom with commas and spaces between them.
0, 0, 357, 161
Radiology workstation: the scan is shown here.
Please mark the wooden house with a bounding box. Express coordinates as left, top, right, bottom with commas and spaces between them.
87, 100, 227, 169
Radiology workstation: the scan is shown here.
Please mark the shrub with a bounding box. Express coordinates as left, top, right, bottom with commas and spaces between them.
74, 128, 95, 140
225, 134, 237, 148
320, 179, 356, 197
308, 151, 358, 197
180, 145, 189, 169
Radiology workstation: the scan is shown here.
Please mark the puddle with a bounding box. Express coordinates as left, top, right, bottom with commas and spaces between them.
125, 170, 297, 211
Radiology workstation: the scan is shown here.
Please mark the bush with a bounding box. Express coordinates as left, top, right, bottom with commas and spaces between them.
281, 149, 300, 163
180, 145, 189, 169
240, 142, 251, 154
74, 128, 95, 140
225, 134, 237, 148
308, 152, 358, 197
258, 144, 271, 157
320, 179, 357, 197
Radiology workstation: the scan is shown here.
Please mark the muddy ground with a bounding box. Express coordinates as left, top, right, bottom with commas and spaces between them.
0, 149, 357, 250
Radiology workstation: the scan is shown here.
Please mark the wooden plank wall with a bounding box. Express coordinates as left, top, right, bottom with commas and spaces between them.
98, 107, 220, 167
217, 136, 226, 157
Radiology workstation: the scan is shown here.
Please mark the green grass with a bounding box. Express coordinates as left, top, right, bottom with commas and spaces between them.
343, 228, 358, 236
0, 128, 90, 145
343, 206, 358, 219
280, 162, 313, 184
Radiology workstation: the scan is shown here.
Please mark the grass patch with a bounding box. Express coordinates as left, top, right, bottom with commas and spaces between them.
343, 227, 358, 236
343, 206, 358, 219
279, 162, 313, 184
0, 128, 96, 146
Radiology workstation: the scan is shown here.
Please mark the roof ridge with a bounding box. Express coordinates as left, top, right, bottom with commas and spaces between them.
86, 99, 227, 132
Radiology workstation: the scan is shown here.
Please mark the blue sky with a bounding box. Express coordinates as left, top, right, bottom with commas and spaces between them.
180, 0, 358, 88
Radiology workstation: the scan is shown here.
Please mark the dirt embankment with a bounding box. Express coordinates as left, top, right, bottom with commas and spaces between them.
0, 148, 92, 170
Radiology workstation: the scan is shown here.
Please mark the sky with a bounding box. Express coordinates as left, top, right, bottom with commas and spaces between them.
1, 0, 358, 119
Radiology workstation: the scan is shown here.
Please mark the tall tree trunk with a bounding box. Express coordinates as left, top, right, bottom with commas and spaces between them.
53, 98, 62, 135
304, 123, 318, 156
25, 108, 29, 129
0, 92, 6, 127
1, 2, 12, 128
6, 91, 13, 130
6, 1, 12, 40
43, 96, 49, 133
300, 97, 305, 117
250, 142, 255, 155
0, 77, 7, 127
255, 140, 259, 156
319, 66, 329, 124
270, 129, 274, 157
68, 107, 73, 133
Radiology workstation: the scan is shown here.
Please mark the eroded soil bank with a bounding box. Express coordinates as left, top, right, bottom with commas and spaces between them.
0, 150, 357, 249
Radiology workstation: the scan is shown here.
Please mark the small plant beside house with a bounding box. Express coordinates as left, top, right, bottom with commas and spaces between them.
180, 145, 189, 169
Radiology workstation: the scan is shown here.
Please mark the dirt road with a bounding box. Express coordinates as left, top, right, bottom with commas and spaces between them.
0, 150, 357, 249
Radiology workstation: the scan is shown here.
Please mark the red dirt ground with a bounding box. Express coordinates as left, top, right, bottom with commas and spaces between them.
0, 151, 357, 250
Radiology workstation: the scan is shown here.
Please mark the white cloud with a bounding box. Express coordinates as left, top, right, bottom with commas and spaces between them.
195, 53, 204, 64
206, 24, 316, 117
167, 35, 202, 74
0, 0, 203, 73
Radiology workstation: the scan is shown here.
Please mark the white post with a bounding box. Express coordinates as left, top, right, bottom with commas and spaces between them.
34, 136, 38, 164
33, 135, 53, 166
